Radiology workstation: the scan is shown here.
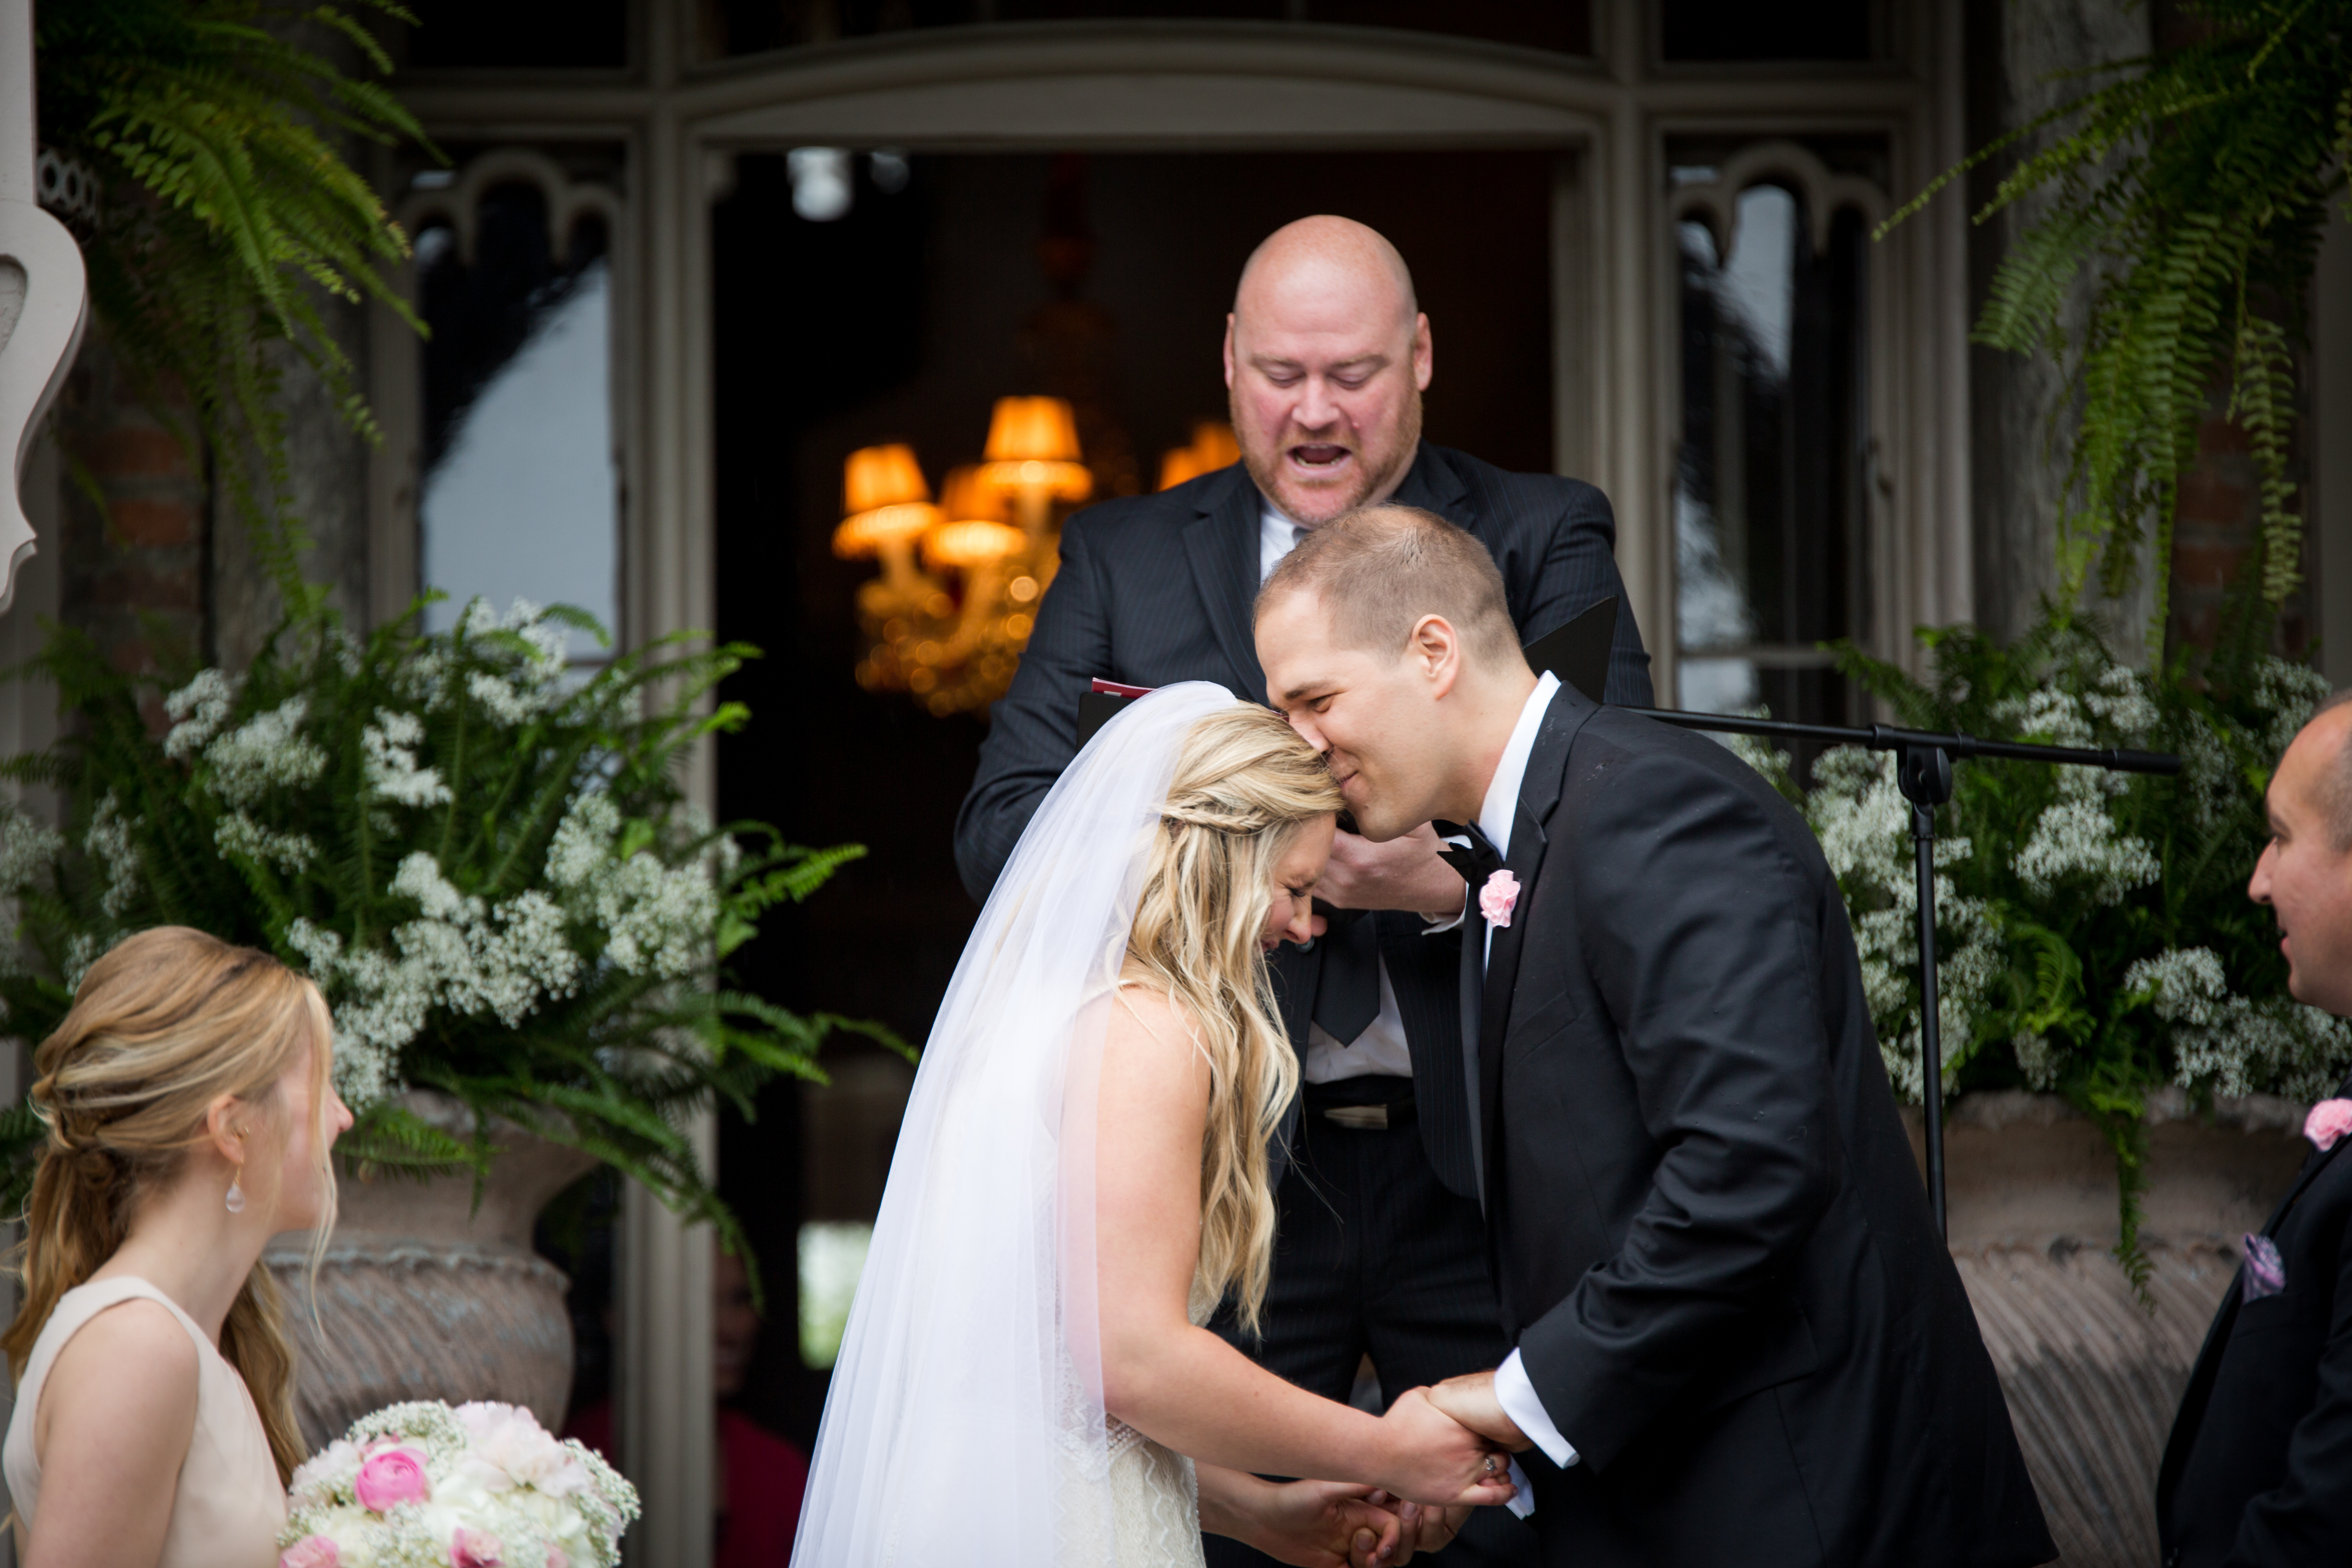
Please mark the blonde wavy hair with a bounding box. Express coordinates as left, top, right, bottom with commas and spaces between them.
0, 927, 338, 1482
1124, 705, 1343, 1335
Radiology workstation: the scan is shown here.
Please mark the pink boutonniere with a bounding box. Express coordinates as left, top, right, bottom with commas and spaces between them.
2306, 1098, 2352, 1152
1479, 869, 1520, 928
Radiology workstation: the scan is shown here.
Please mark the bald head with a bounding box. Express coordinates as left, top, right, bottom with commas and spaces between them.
2252, 693, 2352, 1014
1224, 217, 1432, 527
1234, 216, 1418, 330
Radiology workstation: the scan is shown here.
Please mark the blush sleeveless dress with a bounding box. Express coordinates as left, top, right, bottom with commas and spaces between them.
4, 1276, 287, 1568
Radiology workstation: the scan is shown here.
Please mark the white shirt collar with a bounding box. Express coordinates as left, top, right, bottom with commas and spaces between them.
1477, 671, 1561, 860
1258, 498, 1304, 585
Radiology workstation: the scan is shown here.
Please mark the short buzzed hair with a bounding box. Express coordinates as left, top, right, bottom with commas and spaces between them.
2310, 688, 2352, 849
1256, 504, 1520, 665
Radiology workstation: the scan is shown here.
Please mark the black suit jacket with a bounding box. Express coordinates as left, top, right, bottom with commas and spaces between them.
953, 443, 1653, 1196
2159, 1081, 2352, 1567
1478, 685, 2052, 1568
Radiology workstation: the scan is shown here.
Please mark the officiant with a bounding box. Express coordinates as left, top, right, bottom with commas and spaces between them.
954, 215, 1652, 1567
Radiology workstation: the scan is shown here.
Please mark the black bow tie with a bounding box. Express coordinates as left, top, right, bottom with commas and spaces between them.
1432, 819, 1504, 889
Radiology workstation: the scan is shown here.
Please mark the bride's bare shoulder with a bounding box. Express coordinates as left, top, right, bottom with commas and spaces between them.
1109, 964, 1207, 1060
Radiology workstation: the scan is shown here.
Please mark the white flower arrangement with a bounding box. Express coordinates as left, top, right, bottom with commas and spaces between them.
0, 596, 895, 1234
1733, 622, 2352, 1113
279, 1401, 638, 1568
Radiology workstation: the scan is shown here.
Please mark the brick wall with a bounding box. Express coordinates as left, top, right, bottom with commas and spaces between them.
2167, 384, 2315, 664
49, 330, 208, 691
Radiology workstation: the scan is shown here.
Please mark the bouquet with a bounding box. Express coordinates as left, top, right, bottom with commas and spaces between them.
280, 1401, 639, 1568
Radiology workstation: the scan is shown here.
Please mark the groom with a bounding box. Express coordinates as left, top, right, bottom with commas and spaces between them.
1254, 505, 2054, 1567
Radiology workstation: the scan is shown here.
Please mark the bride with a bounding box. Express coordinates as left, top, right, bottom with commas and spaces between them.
795, 684, 1514, 1567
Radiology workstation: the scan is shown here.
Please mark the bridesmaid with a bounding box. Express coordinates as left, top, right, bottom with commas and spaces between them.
3, 927, 353, 1568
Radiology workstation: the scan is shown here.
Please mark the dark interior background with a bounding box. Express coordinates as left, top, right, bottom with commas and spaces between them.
707, 147, 1559, 1447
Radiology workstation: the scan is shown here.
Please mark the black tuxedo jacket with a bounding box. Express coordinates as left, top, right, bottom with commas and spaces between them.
2159, 1079, 2352, 1567
1478, 685, 2052, 1568
953, 443, 1652, 1196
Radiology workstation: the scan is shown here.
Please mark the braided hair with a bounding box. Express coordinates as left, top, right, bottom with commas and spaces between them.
1125, 705, 1343, 1333
0, 928, 336, 1481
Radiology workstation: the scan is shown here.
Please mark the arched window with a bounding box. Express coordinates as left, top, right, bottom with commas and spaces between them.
1670, 142, 1886, 726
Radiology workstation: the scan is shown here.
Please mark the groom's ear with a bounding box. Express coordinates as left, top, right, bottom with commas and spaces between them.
1409, 613, 1465, 698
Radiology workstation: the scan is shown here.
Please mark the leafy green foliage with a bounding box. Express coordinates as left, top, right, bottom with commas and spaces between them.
0, 600, 903, 1283
1880, 0, 2350, 653
1740, 610, 2345, 1292
35, 0, 430, 602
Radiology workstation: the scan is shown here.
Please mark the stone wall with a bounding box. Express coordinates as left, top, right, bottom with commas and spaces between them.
1964, 0, 2154, 649
1964, 0, 2315, 664
209, 321, 375, 670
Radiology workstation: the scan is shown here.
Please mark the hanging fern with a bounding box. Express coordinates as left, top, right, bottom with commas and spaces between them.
36, 0, 432, 604
1881, 0, 2351, 657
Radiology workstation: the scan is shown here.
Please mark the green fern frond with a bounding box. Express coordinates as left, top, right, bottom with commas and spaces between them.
1885, 0, 2348, 652
37, 0, 434, 605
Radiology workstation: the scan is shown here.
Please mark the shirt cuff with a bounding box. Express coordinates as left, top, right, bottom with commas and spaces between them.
1421, 891, 1469, 934
1494, 1350, 1577, 1471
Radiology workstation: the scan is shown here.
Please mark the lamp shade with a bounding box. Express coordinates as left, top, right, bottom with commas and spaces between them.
842, 443, 931, 514
1157, 448, 1202, 492
978, 396, 1093, 505
938, 464, 1011, 524
924, 520, 1026, 570
982, 397, 1082, 463
833, 502, 943, 559
1158, 421, 1241, 491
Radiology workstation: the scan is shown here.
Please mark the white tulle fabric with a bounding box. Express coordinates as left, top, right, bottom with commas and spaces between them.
793, 682, 1244, 1567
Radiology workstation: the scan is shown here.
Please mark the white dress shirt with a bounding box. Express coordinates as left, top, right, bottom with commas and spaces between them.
1260, 501, 1418, 1083
1469, 675, 1581, 1473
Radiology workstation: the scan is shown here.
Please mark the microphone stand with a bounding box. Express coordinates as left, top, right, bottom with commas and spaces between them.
1619, 707, 2181, 1241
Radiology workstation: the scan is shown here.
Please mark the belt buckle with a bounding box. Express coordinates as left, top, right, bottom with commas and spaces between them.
1323, 1103, 1390, 1131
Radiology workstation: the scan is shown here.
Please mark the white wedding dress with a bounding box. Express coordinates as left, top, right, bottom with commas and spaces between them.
1089, 1290, 1216, 1567
794, 684, 1244, 1567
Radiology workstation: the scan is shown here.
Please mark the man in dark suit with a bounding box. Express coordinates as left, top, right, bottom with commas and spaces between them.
956, 216, 1650, 1566
2159, 692, 2352, 1567
1254, 505, 2054, 1568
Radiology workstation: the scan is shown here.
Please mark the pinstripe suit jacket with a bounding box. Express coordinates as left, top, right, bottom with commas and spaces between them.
953, 442, 1654, 1195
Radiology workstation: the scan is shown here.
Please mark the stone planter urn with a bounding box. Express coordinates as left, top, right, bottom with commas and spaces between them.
264, 1092, 598, 1450
1915, 1090, 2308, 1567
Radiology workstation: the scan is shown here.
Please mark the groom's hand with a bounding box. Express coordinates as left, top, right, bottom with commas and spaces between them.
1319, 824, 1466, 919
1427, 1371, 1532, 1453
1361, 1493, 1472, 1562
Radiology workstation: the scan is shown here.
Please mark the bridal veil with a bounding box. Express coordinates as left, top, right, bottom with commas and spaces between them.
793, 681, 1245, 1566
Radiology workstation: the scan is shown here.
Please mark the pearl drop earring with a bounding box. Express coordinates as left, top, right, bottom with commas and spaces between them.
226, 1174, 246, 1214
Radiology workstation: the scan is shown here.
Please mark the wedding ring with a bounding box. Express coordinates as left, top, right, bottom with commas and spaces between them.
1483, 1456, 1498, 1474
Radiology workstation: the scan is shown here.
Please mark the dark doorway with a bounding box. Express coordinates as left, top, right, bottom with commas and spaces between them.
710, 147, 1560, 1450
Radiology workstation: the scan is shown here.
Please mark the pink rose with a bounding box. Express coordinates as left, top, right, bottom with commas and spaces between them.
1479, 869, 1520, 928
545, 1552, 569, 1568
450, 1528, 503, 1568
354, 1446, 432, 1512
2306, 1098, 2352, 1151
281, 1537, 341, 1568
